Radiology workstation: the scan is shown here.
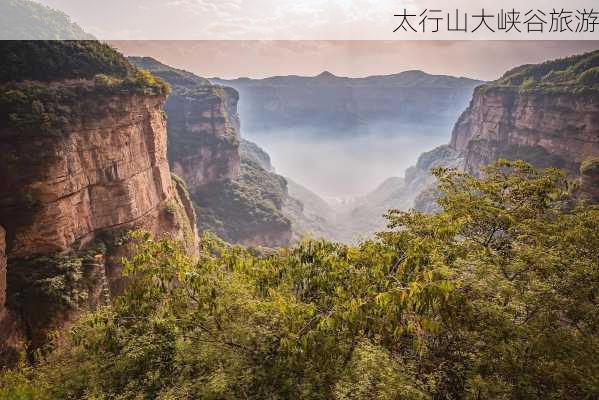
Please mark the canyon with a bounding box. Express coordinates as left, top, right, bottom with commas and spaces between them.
450, 50, 599, 201
1, 38, 598, 368
128, 57, 296, 247
343, 50, 599, 228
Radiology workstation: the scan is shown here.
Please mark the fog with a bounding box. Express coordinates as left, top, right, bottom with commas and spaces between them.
243, 124, 452, 200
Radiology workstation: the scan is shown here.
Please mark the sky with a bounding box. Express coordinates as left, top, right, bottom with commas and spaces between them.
111, 41, 599, 81
37, 0, 599, 40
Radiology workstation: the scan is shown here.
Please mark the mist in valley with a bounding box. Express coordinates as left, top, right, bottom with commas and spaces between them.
244, 123, 453, 203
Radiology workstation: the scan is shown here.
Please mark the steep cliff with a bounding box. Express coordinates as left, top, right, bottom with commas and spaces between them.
450, 50, 599, 182
129, 58, 294, 247
128, 57, 240, 188
0, 42, 197, 363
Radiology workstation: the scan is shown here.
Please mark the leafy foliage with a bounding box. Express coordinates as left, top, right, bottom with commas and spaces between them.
194, 156, 292, 244
0, 41, 170, 137
128, 56, 212, 91
2, 161, 598, 399
487, 49, 599, 92
0, 41, 132, 83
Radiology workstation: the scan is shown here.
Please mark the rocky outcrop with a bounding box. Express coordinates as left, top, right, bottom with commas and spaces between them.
128, 57, 241, 190
1, 93, 179, 256
448, 50, 599, 193
451, 86, 599, 176
0, 44, 198, 364
0, 85, 197, 359
129, 57, 294, 247
166, 86, 241, 188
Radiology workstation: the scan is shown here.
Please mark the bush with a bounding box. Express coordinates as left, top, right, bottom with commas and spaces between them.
3, 161, 598, 399
0, 41, 133, 82
578, 66, 599, 86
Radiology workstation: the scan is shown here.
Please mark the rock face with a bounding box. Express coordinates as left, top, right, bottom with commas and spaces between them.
129, 57, 294, 247
0, 227, 5, 315
0, 43, 198, 364
451, 87, 599, 175
449, 50, 599, 186
128, 57, 241, 189
1, 93, 178, 257
166, 87, 240, 188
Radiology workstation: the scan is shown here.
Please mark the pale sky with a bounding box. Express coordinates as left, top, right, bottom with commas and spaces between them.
111, 41, 599, 81
37, 0, 599, 40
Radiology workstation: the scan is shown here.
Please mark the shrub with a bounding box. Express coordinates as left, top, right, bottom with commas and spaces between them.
578, 66, 599, 86
3, 161, 598, 399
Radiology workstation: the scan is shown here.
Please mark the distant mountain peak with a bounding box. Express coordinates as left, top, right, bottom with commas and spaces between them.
316, 71, 337, 79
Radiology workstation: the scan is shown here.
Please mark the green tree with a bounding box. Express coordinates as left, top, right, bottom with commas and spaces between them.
2, 160, 597, 400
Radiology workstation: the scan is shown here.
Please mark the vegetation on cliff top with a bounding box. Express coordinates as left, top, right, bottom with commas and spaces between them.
193, 155, 291, 245
0, 41, 133, 83
2, 160, 598, 399
128, 56, 212, 91
0, 41, 170, 94
484, 49, 599, 93
0, 41, 170, 136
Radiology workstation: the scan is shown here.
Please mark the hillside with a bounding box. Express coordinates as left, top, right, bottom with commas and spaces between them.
0, 0, 94, 40
194, 147, 293, 247
211, 70, 483, 137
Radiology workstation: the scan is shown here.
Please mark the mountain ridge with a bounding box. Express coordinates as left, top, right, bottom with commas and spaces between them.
210, 69, 484, 88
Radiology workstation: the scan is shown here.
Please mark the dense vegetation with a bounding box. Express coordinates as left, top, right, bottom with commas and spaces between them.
194, 155, 292, 244
0, 41, 134, 83
0, 41, 170, 136
0, 0, 94, 40
2, 160, 597, 399
491, 49, 599, 91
